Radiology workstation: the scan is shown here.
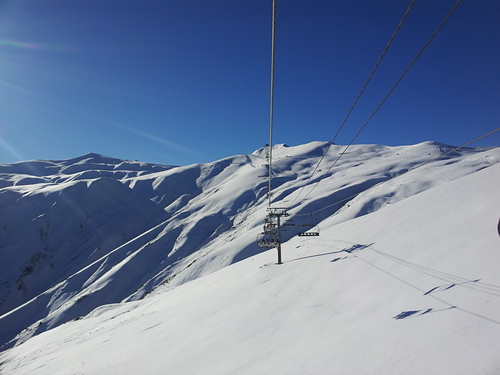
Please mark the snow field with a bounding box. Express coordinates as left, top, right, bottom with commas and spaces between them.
1, 142, 500, 374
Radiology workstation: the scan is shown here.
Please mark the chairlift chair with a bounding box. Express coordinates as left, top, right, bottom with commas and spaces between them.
298, 225, 320, 237
297, 214, 320, 237
263, 219, 277, 234
256, 233, 280, 248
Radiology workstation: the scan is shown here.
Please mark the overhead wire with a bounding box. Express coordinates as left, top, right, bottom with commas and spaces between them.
289, 0, 417, 208
296, 0, 464, 205
267, 0, 278, 208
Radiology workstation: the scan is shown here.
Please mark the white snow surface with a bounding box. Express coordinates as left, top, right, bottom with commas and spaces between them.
1, 141, 500, 374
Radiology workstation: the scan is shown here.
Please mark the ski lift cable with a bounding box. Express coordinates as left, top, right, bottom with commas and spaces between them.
267, 0, 278, 208
294, 126, 500, 217
331, 0, 417, 145
296, 0, 464, 206
288, 0, 418, 209
257, 0, 289, 261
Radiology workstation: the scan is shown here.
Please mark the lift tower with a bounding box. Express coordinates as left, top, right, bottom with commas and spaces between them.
256, 0, 290, 264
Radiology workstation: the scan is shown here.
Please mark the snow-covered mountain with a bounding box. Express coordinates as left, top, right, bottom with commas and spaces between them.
1, 141, 500, 374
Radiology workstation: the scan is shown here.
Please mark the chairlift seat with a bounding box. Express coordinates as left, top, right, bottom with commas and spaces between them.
298, 231, 319, 237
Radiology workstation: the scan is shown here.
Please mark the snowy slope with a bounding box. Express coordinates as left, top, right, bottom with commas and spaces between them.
1, 141, 499, 374
0, 149, 499, 374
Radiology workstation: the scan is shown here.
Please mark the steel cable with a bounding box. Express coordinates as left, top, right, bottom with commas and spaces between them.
288, 0, 418, 208
297, 0, 463, 205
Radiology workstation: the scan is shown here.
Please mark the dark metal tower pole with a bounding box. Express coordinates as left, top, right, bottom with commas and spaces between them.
277, 214, 282, 264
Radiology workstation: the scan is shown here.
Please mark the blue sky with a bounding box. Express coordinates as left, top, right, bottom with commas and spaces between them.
0, 0, 498, 166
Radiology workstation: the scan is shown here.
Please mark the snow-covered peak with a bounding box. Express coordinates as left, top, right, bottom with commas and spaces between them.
0, 153, 176, 189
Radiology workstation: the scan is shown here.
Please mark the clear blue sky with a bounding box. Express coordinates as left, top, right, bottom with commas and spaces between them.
0, 0, 498, 166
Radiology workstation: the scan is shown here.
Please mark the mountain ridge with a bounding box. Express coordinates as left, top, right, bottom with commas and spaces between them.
1, 154, 499, 374
1, 141, 499, 354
